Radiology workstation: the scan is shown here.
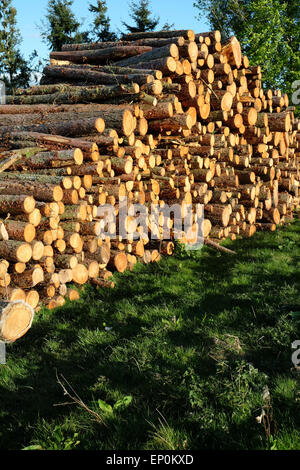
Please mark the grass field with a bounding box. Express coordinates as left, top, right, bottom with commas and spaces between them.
1, 217, 300, 451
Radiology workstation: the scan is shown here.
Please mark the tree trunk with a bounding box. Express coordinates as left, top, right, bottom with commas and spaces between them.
42, 65, 156, 86
0, 240, 32, 263
5, 84, 139, 105
121, 30, 195, 41
0, 194, 35, 215
50, 45, 153, 65
0, 117, 105, 138
114, 44, 178, 67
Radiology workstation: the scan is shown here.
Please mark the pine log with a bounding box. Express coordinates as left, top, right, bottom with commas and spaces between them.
50, 46, 153, 65
204, 239, 236, 254
114, 44, 178, 67
12, 149, 83, 169
121, 30, 196, 41
0, 116, 105, 138
125, 57, 177, 74
0, 195, 35, 215
0, 240, 32, 263
0, 300, 34, 342
61, 36, 187, 51
2, 132, 100, 160
34, 68, 155, 86
0, 180, 64, 203
221, 36, 242, 68
5, 84, 139, 105
4, 220, 36, 243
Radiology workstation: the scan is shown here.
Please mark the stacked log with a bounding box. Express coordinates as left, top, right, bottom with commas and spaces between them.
0, 300, 34, 342
0, 28, 298, 315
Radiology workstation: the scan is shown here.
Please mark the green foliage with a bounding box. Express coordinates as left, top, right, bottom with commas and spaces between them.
146, 413, 188, 450
174, 240, 203, 259
97, 395, 133, 417
40, 0, 90, 51
0, 0, 31, 93
183, 361, 268, 425
122, 0, 160, 33
89, 1, 117, 42
22, 423, 80, 450
193, 0, 300, 104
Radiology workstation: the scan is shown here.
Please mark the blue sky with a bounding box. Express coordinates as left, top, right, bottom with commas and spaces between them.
12, 0, 208, 60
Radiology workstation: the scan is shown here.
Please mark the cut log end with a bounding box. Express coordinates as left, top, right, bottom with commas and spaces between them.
0, 300, 34, 343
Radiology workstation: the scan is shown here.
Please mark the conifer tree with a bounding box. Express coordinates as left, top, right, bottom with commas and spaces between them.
89, 0, 117, 42
0, 0, 31, 93
40, 0, 89, 51
161, 21, 175, 31
122, 0, 159, 33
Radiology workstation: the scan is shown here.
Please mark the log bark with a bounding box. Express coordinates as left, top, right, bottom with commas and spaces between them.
61, 37, 186, 51
204, 239, 236, 254
0, 194, 35, 215
0, 117, 105, 138
12, 149, 83, 169
114, 44, 178, 67
4, 220, 36, 243
50, 46, 153, 65
121, 30, 195, 41
125, 57, 177, 74
42, 66, 155, 86
2, 132, 99, 160
0, 240, 32, 263
5, 84, 139, 105
0, 179, 64, 202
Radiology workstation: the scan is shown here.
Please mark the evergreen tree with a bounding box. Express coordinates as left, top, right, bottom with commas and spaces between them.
122, 0, 159, 33
193, 0, 300, 107
89, 0, 117, 42
40, 0, 90, 51
161, 21, 175, 31
0, 0, 31, 94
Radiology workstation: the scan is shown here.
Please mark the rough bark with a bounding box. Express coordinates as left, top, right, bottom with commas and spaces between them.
5, 84, 139, 105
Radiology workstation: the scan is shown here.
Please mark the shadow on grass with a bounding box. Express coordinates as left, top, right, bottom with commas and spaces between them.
0, 219, 300, 450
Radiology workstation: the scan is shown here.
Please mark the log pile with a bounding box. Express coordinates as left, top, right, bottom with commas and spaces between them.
0, 28, 299, 316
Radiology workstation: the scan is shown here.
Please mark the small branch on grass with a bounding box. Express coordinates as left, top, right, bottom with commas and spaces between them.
54, 370, 107, 427
204, 239, 237, 255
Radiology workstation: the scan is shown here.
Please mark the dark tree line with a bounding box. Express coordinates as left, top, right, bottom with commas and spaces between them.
0, 0, 298, 107
0, 0, 168, 93
40, 0, 168, 50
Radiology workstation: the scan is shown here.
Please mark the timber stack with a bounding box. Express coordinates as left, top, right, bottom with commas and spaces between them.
0, 28, 299, 325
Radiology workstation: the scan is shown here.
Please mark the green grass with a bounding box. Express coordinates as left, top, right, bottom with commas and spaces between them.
1, 217, 300, 450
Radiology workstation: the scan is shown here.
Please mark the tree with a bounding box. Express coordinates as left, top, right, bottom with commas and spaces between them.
89, 1, 117, 42
122, 0, 160, 33
161, 21, 175, 31
193, 0, 300, 105
40, 0, 90, 51
0, 0, 31, 94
